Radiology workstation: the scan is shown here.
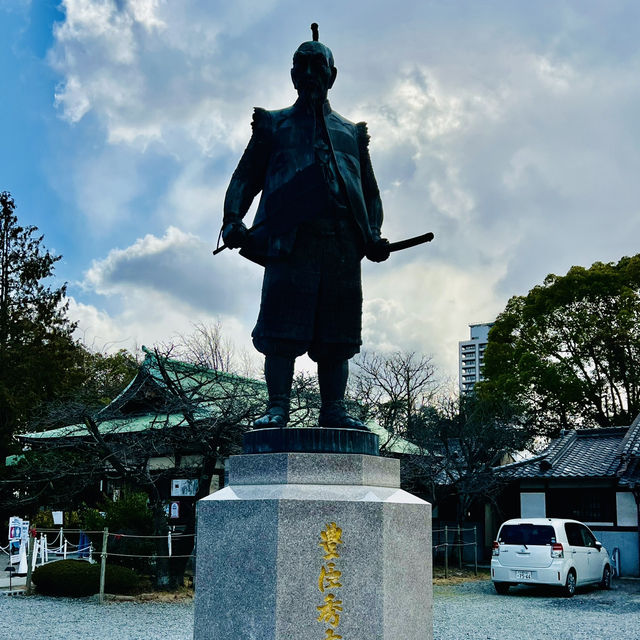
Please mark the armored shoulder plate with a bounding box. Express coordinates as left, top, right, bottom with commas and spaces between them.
251, 107, 271, 131
356, 121, 370, 152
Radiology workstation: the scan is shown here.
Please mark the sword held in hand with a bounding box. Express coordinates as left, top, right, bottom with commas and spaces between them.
387, 231, 434, 253
214, 228, 434, 256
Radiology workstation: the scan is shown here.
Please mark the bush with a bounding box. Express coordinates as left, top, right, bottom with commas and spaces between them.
104, 563, 143, 594
32, 559, 141, 597
80, 492, 155, 575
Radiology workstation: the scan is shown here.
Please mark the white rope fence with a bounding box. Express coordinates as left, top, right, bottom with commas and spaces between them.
13, 527, 198, 601
10, 522, 483, 601
31, 527, 196, 559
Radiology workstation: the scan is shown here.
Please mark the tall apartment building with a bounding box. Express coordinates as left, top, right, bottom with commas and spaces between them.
459, 322, 494, 393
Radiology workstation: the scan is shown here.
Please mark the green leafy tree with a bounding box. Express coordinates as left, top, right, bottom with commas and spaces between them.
479, 255, 640, 437
0, 192, 80, 463
81, 492, 155, 574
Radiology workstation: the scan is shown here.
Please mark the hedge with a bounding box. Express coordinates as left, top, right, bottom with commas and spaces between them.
32, 559, 141, 597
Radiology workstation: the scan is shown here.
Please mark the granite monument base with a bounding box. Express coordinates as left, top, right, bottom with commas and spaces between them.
193, 450, 432, 640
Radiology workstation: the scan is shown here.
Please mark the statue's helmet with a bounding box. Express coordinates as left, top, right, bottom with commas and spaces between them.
293, 23, 335, 69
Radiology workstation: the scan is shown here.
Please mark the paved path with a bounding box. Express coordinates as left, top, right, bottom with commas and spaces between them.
0, 575, 25, 590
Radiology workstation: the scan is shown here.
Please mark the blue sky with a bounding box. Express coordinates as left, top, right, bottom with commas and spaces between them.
2, 0, 640, 381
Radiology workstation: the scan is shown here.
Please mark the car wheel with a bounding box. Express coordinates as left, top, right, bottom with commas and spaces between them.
562, 570, 576, 597
600, 566, 611, 590
494, 582, 510, 595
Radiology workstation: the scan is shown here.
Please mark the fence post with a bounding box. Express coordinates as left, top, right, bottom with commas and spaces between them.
168, 530, 172, 557
457, 523, 462, 569
25, 534, 36, 595
99, 528, 108, 604
444, 525, 448, 579
31, 537, 39, 570
59, 527, 63, 553
474, 526, 478, 576
63, 539, 67, 560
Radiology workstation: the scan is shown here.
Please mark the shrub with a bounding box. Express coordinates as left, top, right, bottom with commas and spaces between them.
104, 563, 143, 594
32, 559, 141, 597
80, 492, 155, 575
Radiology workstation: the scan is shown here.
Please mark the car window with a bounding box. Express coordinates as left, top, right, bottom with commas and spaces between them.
579, 525, 597, 548
498, 524, 556, 545
565, 522, 584, 547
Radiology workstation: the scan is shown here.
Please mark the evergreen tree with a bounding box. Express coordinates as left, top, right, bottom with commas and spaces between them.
480, 255, 640, 437
0, 192, 79, 463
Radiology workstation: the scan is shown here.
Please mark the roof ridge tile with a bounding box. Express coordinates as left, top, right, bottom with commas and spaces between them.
620, 413, 640, 457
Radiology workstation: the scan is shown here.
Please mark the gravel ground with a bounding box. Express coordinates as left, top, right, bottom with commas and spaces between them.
2, 579, 639, 639
432, 578, 640, 640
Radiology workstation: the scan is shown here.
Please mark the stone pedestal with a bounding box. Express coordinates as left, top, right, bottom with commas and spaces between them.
193, 451, 432, 640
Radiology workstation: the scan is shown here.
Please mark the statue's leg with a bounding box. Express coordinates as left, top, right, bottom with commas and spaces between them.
317, 358, 368, 430
253, 355, 294, 429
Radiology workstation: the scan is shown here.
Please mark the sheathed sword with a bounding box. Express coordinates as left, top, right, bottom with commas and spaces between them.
214, 228, 434, 256
387, 231, 434, 253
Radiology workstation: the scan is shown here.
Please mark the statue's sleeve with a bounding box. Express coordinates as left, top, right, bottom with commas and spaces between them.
223, 108, 272, 224
356, 122, 384, 239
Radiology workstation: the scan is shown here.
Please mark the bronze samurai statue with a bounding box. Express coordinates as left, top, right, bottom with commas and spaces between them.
221, 24, 390, 430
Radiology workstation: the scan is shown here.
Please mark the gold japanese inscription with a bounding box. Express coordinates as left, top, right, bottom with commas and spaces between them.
318, 562, 342, 593
316, 593, 342, 626
319, 522, 343, 560
317, 522, 345, 638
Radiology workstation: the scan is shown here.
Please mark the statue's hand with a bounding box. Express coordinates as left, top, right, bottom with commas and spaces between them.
222, 221, 248, 249
365, 237, 390, 262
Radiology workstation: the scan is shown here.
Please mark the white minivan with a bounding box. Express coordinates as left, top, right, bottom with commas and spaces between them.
491, 518, 612, 596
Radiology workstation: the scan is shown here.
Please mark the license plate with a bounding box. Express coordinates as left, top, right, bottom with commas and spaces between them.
515, 571, 532, 580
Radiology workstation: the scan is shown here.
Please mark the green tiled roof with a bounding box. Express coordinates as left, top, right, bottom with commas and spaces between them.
368, 421, 421, 455
19, 410, 213, 441
18, 347, 419, 456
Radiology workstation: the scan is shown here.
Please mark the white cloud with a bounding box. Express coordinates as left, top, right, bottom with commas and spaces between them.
156, 161, 228, 230
54, 74, 91, 123
44, 1, 640, 382
71, 147, 142, 229
83, 226, 261, 314
68, 292, 255, 360
362, 258, 506, 376
50, 0, 283, 154
128, 0, 166, 31
71, 226, 263, 357
535, 55, 576, 92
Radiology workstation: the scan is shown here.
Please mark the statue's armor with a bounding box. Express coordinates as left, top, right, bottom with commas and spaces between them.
223, 98, 384, 360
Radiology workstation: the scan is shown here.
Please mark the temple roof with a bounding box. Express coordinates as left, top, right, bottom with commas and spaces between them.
496, 416, 640, 489
16, 347, 418, 456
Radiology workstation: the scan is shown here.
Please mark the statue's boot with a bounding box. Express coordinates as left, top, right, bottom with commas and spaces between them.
318, 358, 368, 431
253, 355, 294, 429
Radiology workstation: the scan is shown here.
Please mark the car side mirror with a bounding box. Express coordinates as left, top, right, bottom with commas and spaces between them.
595, 541, 602, 551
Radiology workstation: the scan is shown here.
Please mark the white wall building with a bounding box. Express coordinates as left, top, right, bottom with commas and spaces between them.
459, 322, 494, 393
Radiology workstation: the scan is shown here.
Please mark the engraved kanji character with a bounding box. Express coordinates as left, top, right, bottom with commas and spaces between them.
319, 522, 343, 560
325, 630, 342, 639
316, 593, 342, 627
319, 562, 343, 593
